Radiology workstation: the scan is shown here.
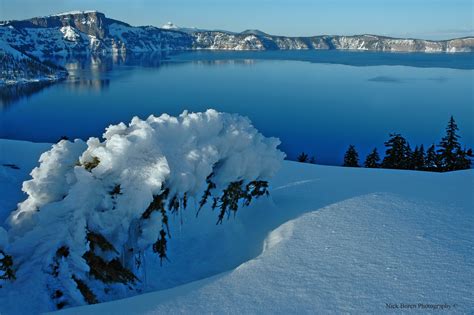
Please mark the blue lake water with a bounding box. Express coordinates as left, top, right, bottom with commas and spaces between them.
0, 50, 473, 165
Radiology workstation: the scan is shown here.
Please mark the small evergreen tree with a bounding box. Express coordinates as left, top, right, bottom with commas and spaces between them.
297, 152, 309, 163
419, 144, 426, 169
364, 148, 380, 168
453, 147, 472, 170
437, 116, 462, 171
437, 116, 472, 171
466, 148, 474, 166
425, 144, 440, 172
411, 145, 426, 171
0, 250, 15, 281
343, 145, 360, 167
382, 133, 411, 169
405, 143, 414, 169
309, 156, 316, 164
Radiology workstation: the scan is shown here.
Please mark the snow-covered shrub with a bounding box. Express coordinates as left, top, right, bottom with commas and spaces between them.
2, 110, 284, 311
0, 227, 15, 282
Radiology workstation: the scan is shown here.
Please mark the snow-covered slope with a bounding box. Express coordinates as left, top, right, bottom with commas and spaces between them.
0, 139, 472, 314
59, 194, 474, 314
0, 41, 67, 85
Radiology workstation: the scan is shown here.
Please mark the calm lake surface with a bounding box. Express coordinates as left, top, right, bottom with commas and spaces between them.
1, 50, 473, 165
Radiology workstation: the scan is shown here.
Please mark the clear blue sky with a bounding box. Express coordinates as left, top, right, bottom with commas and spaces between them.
0, 0, 472, 39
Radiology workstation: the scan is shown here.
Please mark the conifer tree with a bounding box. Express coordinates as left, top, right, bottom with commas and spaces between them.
437, 116, 472, 171
297, 152, 309, 163
425, 144, 440, 172
0, 250, 15, 281
343, 145, 360, 167
437, 116, 462, 171
453, 147, 472, 170
419, 144, 426, 169
411, 145, 426, 170
409, 146, 419, 170
406, 143, 414, 169
309, 156, 316, 164
382, 133, 411, 169
364, 148, 380, 168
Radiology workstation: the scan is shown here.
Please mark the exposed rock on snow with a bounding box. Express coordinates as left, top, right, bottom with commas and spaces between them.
60, 26, 81, 42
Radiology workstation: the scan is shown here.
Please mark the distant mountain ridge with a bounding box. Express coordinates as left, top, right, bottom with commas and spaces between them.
0, 10, 473, 61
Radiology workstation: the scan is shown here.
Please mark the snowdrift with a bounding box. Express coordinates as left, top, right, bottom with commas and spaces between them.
0, 136, 472, 313
55, 162, 473, 314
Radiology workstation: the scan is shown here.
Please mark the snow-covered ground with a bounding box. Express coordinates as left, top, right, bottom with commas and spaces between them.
0, 139, 473, 314
50, 11, 98, 17
0, 41, 67, 86
0, 40, 25, 59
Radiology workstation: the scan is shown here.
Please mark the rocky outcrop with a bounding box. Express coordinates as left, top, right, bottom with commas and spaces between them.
8, 11, 110, 39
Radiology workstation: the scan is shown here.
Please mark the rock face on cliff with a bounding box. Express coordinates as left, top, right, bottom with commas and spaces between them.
0, 11, 473, 59
10, 11, 109, 38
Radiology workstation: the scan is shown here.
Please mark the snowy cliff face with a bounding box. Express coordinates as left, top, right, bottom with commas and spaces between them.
191, 32, 474, 52
192, 31, 265, 50
0, 11, 193, 58
107, 23, 192, 52
0, 11, 473, 59
327, 35, 474, 52
26, 11, 108, 39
